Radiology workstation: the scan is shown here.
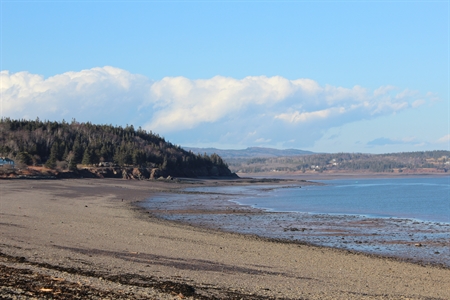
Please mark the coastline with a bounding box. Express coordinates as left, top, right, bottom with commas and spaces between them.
1, 178, 450, 299
140, 178, 450, 268
237, 171, 450, 180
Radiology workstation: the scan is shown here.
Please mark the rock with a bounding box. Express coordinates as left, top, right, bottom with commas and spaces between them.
150, 168, 161, 180
122, 170, 130, 179
132, 168, 143, 180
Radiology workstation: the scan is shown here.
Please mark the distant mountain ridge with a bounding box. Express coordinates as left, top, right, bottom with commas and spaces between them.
184, 147, 315, 159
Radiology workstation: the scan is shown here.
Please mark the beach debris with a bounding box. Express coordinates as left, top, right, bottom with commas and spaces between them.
39, 288, 53, 292
51, 277, 65, 281
283, 227, 307, 232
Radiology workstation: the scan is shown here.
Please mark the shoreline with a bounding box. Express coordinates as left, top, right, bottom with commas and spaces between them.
139, 179, 450, 269
238, 171, 450, 180
1, 178, 450, 299
138, 207, 450, 270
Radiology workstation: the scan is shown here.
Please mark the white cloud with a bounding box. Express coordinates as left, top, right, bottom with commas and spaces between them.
255, 138, 271, 143
145, 76, 427, 132
0, 66, 437, 148
323, 85, 367, 104
437, 134, 450, 143
1, 66, 151, 124
426, 91, 440, 102
401, 136, 417, 143
373, 85, 396, 97
275, 107, 346, 123
145, 75, 299, 131
411, 99, 426, 108
395, 88, 419, 99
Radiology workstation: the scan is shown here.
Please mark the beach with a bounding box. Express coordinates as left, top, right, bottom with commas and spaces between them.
1, 178, 449, 299
146, 176, 449, 268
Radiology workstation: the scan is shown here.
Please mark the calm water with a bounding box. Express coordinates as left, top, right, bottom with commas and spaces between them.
231, 176, 450, 224
144, 176, 450, 265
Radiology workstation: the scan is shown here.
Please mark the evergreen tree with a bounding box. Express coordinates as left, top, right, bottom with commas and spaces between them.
16, 152, 33, 166
62, 145, 69, 161
45, 143, 59, 169
113, 149, 124, 166
0, 118, 236, 177
100, 144, 109, 162
82, 148, 93, 165
72, 138, 82, 164
160, 156, 168, 171
68, 152, 77, 171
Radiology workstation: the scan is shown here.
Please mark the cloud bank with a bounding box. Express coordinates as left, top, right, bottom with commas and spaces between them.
1, 66, 434, 148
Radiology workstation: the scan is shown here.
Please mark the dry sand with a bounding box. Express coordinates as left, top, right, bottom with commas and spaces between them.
0, 178, 449, 299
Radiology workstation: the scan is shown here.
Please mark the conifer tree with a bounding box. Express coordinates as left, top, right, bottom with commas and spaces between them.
68, 153, 77, 171
72, 138, 82, 164
62, 145, 69, 161
45, 143, 59, 169
82, 148, 93, 165
0, 118, 236, 177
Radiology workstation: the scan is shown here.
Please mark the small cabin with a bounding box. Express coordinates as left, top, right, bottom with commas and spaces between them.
0, 157, 15, 166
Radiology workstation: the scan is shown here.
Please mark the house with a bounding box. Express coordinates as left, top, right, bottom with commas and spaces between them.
0, 157, 15, 166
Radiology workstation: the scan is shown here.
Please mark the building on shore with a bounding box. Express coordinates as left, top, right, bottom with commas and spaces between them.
0, 157, 15, 166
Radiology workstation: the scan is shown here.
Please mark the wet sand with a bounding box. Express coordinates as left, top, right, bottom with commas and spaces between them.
143, 183, 449, 268
1, 178, 449, 299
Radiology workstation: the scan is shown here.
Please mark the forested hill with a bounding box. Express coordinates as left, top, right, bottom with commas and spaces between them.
0, 118, 236, 178
227, 151, 450, 174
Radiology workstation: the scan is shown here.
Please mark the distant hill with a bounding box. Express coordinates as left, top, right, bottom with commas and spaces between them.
224, 151, 450, 174
0, 118, 236, 179
184, 147, 315, 159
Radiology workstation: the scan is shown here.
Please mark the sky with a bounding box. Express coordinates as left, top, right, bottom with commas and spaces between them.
1, 0, 448, 154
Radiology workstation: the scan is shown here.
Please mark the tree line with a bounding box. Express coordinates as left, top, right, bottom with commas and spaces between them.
227, 151, 449, 173
0, 118, 234, 177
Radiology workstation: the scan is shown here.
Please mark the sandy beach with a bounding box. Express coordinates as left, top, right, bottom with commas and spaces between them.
1, 178, 449, 299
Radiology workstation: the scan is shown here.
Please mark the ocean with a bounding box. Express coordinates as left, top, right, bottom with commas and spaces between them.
232, 176, 450, 224
143, 176, 450, 266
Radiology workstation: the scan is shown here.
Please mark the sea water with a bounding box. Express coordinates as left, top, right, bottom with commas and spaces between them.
233, 176, 450, 224
144, 176, 450, 266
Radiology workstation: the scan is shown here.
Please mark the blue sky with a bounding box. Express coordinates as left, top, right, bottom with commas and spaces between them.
1, 0, 448, 153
